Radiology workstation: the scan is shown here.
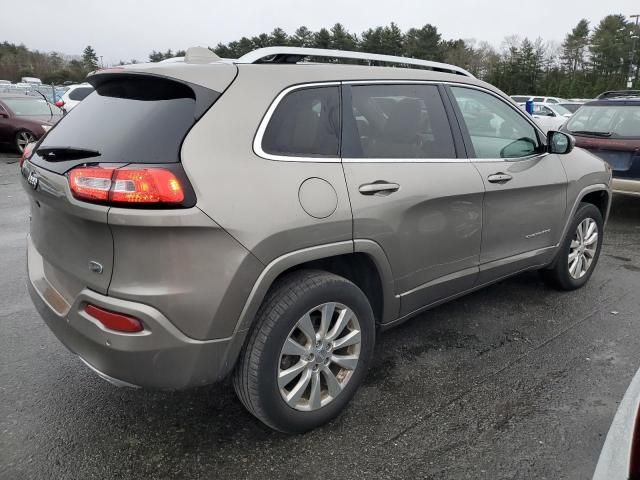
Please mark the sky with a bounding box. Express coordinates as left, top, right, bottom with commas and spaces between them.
2, 0, 639, 65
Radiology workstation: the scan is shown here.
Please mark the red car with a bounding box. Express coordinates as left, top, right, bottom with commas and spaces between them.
0, 94, 63, 153
562, 91, 640, 196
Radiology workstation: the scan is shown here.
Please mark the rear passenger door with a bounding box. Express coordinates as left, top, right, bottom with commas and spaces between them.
447, 86, 567, 283
341, 82, 485, 318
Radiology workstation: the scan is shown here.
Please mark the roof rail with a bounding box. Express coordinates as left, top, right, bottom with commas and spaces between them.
236, 47, 473, 77
596, 90, 640, 99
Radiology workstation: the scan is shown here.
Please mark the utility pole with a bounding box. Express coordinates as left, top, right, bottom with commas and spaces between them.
99, 55, 104, 68
629, 14, 639, 88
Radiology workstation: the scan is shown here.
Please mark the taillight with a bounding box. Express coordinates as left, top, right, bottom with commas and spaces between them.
84, 304, 144, 333
68, 166, 185, 206
20, 142, 36, 168
55, 100, 64, 108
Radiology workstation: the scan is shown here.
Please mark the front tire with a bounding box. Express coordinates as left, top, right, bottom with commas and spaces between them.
233, 270, 375, 433
541, 202, 603, 290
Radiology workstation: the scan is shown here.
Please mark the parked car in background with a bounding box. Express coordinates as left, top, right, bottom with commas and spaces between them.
518, 102, 573, 131
0, 94, 62, 152
563, 93, 640, 196
0, 80, 11, 85
511, 95, 568, 104
21, 76, 42, 85
557, 101, 584, 114
22, 46, 611, 433
55, 83, 94, 112
592, 366, 640, 479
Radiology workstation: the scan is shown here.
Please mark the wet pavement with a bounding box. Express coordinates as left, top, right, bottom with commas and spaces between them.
1, 151, 640, 479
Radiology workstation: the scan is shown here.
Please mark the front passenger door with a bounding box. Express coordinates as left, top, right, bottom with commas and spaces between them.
448, 86, 568, 284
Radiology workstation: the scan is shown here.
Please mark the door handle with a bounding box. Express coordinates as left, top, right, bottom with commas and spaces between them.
359, 181, 400, 196
487, 173, 513, 184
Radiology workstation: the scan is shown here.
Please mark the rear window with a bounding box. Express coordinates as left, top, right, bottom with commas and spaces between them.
511, 96, 530, 103
261, 86, 340, 157
566, 104, 640, 138
38, 76, 201, 166
68, 86, 94, 101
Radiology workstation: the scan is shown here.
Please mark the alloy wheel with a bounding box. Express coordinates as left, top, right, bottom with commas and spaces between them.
278, 302, 361, 411
568, 217, 598, 279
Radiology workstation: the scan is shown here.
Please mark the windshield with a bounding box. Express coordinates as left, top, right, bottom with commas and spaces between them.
552, 104, 572, 116
3, 97, 61, 116
566, 105, 640, 137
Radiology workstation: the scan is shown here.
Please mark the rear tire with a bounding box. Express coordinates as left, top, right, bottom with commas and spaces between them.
233, 270, 375, 433
541, 202, 603, 290
15, 130, 36, 153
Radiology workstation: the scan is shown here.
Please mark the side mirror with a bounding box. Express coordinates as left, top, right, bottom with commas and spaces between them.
500, 137, 537, 158
548, 131, 575, 155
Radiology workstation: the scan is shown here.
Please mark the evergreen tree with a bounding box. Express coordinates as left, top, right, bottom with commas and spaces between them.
404, 24, 443, 60
330, 23, 357, 51
291, 26, 314, 47
82, 45, 99, 70
313, 28, 332, 49
269, 28, 289, 46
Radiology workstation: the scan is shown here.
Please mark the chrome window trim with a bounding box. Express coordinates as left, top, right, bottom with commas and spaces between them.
343, 157, 468, 163
253, 81, 342, 163
253, 79, 546, 163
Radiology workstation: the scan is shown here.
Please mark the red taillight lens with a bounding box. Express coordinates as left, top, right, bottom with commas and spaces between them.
111, 168, 184, 204
85, 304, 144, 333
68, 167, 112, 201
68, 166, 185, 205
55, 100, 64, 107
20, 142, 36, 168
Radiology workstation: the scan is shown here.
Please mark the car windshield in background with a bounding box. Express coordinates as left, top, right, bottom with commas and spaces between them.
559, 103, 582, 113
552, 104, 572, 116
38, 76, 198, 164
3, 97, 58, 116
566, 105, 640, 138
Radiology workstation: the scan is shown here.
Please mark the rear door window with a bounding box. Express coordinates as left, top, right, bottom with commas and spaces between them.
261, 86, 340, 157
342, 84, 456, 158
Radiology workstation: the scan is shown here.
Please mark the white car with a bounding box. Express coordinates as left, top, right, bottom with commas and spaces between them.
511, 95, 568, 105
55, 83, 94, 112
518, 102, 573, 132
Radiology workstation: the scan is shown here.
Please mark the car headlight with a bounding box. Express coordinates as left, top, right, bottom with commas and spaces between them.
41, 125, 51, 132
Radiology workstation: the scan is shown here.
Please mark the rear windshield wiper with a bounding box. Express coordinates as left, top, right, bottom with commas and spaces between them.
36, 146, 101, 161
569, 130, 613, 137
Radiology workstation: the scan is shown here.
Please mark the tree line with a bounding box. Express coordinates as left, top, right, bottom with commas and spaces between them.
1, 13, 638, 97
0, 43, 100, 84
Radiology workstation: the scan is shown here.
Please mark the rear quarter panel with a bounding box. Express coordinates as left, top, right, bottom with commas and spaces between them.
180, 66, 354, 265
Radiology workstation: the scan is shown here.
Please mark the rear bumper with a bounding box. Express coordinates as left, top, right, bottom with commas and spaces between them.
27, 237, 244, 389
612, 178, 640, 197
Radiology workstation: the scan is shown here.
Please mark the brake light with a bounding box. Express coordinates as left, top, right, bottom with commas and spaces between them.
55, 100, 64, 108
85, 304, 144, 333
20, 142, 35, 168
68, 166, 185, 205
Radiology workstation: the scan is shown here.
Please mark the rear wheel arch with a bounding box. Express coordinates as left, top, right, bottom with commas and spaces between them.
235, 242, 396, 336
